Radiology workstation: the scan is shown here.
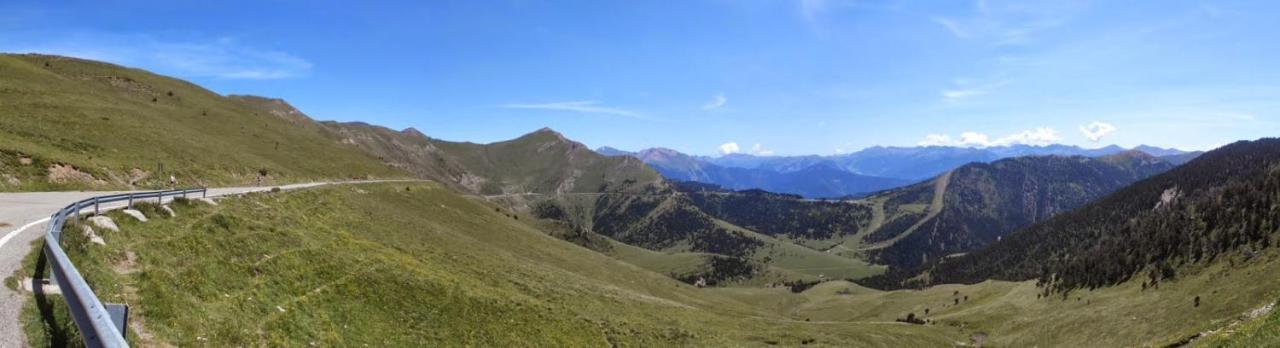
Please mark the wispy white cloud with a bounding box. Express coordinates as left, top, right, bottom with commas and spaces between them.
749, 143, 774, 156
4, 32, 312, 80
931, 1, 1082, 46
1078, 121, 1117, 142
501, 100, 646, 119
702, 93, 727, 110
718, 142, 741, 155
941, 79, 1008, 102
931, 17, 971, 38
918, 134, 953, 146
918, 127, 1062, 147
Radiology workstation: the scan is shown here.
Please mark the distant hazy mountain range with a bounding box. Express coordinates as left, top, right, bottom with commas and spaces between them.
598, 144, 1197, 198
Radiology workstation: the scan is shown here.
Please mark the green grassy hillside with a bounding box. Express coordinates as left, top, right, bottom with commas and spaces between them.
20, 182, 1278, 347
19, 183, 957, 346
0, 54, 406, 191
324, 122, 663, 196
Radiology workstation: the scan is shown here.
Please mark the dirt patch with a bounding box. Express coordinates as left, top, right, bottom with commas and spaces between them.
112, 250, 140, 274
0, 222, 10, 228
90, 75, 158, 96
129, 168, 151, 185
47, 163, 95, 184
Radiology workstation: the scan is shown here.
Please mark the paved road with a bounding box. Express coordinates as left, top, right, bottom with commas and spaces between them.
0, 181, 362, 347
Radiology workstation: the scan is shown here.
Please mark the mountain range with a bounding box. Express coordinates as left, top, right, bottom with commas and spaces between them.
6, 53, 1278, 346
599, 144, 1195, 199
870, 137, 1280, 292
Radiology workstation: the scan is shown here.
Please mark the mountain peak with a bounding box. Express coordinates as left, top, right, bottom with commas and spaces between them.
516, 127, 569, 143
595, 146, 634, 156
400, 127, 426, 138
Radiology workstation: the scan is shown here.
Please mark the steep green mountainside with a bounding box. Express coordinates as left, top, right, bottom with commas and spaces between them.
0, 54, 407, 191
21, 183, 954, 346
431, 128, 660, 195
313, 121, 480, 193
865, 151, 1174, 270
325, 122, 662, 195
895, 138, 1280, 292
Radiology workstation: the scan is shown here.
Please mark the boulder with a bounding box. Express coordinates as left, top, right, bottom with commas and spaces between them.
122, 209, 148, 222
88, 215, 119, 232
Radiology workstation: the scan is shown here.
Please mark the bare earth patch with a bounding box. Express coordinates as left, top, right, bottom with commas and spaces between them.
46, 163, 95, 184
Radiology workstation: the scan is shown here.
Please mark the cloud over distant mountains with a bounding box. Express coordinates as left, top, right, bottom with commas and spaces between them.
1079, 121, 1117, 142
919, 127, 1063, 147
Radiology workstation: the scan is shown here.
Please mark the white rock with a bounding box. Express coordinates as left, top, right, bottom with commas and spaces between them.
197, 198, 218, 206
161, 205, 176, 217
122, 209, 148, 222
20, 277, 61, 294
82, 225, 105, 245
88, 215, 119, 232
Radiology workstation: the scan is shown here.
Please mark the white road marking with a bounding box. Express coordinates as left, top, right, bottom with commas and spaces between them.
0, 217, 51, 250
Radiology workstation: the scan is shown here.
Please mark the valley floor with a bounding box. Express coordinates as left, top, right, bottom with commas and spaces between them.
7, 182, 1278, 347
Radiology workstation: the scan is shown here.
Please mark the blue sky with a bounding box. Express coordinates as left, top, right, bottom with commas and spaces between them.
2, 1, 1277, 155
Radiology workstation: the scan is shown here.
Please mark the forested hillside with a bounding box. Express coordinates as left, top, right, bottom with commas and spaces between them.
866, 151, 1174, 270
883, 139, 1280, 292
683, 188, 873, 240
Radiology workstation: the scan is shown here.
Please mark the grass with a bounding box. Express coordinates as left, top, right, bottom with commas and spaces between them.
710, 248, 1280, 347
0, 54, 408, 192
20, 183, 959, 346
1195, 299, 1280, 347
21, 182, 1277, 347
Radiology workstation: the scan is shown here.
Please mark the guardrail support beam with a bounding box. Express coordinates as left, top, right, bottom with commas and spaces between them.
105, 303, 129, 339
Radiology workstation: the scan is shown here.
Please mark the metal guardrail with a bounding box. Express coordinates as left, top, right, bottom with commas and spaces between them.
42, 188, 207, 348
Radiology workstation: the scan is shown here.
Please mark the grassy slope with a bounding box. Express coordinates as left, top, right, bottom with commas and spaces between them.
0, 54, 405, 191
710, 248, 1280, 347
422, 128, 662, 195
22, 183, 956, 347
1196, 301, 1280, 347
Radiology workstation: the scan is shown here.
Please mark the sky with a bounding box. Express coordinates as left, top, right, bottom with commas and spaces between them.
1, 0, 1277, 156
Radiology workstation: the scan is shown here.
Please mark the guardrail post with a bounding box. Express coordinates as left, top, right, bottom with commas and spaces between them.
127, 193, 133, 209
94, 197, 100, 216
105, 303, 129, 339
202, 188, 207, 198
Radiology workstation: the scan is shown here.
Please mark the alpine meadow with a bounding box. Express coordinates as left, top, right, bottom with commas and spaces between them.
1, 1, 1278, 347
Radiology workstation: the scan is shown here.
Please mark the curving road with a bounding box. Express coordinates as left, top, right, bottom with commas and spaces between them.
0, 181, 378, 347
